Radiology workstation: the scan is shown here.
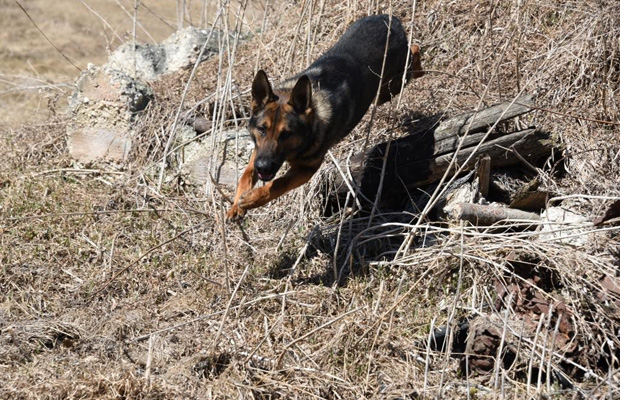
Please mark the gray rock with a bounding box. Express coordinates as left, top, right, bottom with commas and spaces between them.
107, 27, 220, 81
67, 27, 221, 164
182, 128, 254, 188
539, 206, 590, 246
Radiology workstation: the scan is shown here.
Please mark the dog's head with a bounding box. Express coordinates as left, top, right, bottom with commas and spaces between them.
248, 70, 314, 182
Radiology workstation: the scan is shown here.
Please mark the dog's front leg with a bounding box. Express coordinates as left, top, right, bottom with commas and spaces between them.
237, 164, 318, 212
227, 150, 258, 221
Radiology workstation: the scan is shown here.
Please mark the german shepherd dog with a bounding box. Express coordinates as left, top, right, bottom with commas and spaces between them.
227, 14, 424, 220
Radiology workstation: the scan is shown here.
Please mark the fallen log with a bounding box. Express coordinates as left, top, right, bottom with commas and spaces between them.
363, 128, 551, 191
330, 95, 558, 206
427, 94, 536, 155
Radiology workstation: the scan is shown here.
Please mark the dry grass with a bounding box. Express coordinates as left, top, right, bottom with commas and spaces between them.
1, 0, 619, 399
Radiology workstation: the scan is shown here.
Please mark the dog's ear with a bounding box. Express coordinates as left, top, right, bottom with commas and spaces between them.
289, 75, 312, 114
252, 70, 274, 110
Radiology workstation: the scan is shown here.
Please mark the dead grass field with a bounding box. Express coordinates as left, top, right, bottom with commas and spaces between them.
1, 0, 620, 399
0, 0, 176, 129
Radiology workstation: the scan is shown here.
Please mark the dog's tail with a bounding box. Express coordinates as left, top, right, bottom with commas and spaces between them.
407, 44, 425, 79
377, 44, 425, 104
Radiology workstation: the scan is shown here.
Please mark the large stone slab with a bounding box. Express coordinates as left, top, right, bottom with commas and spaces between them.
181, 128, 254, 188
67, 27, 220, 164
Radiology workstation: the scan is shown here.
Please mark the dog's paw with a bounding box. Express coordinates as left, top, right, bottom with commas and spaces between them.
238, 188, 268, 210
226, 204, 246, 221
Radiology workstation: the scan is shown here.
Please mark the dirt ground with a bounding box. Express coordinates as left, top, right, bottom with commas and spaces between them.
1, 0, 619, 399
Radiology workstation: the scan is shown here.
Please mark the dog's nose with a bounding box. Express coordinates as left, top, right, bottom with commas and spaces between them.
255, 156, 272, 172
254, 156, 278, 181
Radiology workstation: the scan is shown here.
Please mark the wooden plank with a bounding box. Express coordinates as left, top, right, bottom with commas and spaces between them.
476, 154, 491, 199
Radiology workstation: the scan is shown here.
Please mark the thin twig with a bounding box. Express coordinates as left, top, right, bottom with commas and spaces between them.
276, 307, 361, 369
88, 221, 207, 301
15, 1, 83, 71
156, 8, 223, 191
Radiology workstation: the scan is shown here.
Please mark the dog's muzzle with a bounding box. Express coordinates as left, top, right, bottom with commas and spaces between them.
254, 156, 282, 182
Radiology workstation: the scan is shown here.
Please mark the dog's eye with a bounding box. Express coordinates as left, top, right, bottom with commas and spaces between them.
256, 126, 267, 136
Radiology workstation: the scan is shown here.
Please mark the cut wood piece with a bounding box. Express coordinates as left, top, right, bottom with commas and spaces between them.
508, 178, 550, 211
475, 154, 491, 199
509, 190, 550, 211
445, 203, 541, 225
